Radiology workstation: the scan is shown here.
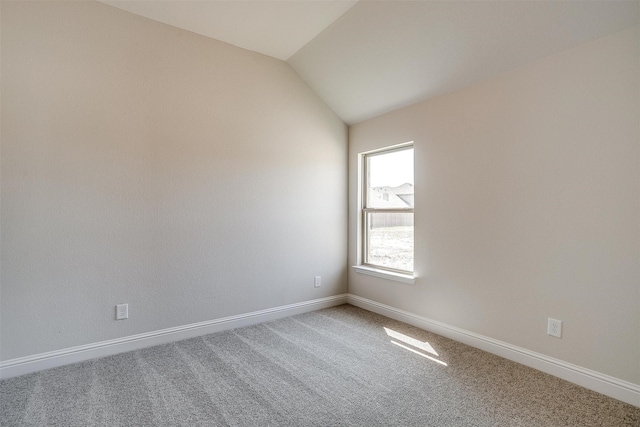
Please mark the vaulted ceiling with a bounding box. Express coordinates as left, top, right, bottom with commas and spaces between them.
101, 1, 639, 124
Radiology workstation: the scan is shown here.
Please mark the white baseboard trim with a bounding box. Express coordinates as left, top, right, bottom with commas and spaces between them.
347, 294, 640, 407
0, 294, 348, 380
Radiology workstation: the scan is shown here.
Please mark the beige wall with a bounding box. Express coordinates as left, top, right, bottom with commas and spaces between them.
349, 26, 639, 384
1, 1, 347, 360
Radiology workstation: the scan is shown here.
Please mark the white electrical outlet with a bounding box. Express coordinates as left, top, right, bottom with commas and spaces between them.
547, 318, 562, 338
314, 276, 321, 288
116, 304, 128, 320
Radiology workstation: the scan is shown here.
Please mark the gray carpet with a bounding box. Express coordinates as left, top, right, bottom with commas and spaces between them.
1, 304, 638, 426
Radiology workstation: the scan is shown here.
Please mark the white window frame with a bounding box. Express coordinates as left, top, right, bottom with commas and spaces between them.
355, 142, 415, 284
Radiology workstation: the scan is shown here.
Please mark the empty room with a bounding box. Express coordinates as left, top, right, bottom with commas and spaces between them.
1, 0, 638, 425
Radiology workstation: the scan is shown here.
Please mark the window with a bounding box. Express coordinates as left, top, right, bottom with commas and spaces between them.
360, 143, 414, 277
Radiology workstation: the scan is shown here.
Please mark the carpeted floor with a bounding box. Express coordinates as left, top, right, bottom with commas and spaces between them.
1, 304, 638, 426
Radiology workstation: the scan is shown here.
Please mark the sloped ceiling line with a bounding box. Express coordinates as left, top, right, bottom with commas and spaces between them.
100, 1, 639, 125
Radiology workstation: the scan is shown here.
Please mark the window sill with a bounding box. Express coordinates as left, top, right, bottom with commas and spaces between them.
352, 265, 415, 285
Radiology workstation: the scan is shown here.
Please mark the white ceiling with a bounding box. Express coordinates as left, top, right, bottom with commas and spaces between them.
100, 0, 358, 60
290, 1, 639, 123
101, 1, 639, 125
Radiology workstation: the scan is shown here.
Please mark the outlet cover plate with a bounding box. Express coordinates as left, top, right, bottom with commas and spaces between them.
116, 304, 128, 320
547, 318, 562, 338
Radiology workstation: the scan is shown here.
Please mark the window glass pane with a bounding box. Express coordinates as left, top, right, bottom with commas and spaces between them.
367, 148, 414, 208
366, 212, 414, 272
